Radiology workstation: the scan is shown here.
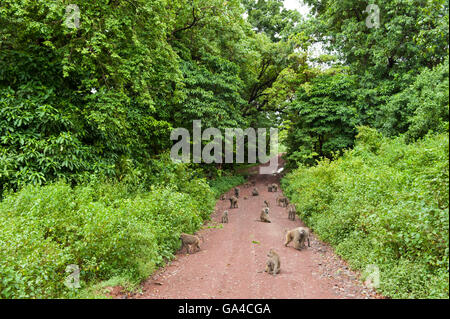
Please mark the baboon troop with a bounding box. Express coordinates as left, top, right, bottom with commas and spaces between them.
229, 196, 239, 209
276, 196, 289, 207
211, 177, 310, 276
265, 249, 280, 275
222, 210, 229, 223
284, 227, 310, 250
287, 204, 296, 221
260, 207, 271, 223
180, 233, 201, 254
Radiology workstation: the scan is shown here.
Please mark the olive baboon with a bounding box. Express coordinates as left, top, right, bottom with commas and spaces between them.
276, 196, 289, 207
264, 200, 270, 207
221, 210, 229, 223
268, 185, 273, 192
234, 187, 240, 198
287, 204, 296, 221
260, 207, 271, 223
252, 188, 259, 196
265, 249, 280, 275
271, 183, 278, 192
220, 194, 226, 200
180, 233, 201, 254
284, 227, 310, 250
229, 196, 238, 209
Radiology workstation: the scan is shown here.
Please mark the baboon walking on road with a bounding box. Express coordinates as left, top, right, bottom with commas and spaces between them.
284, 227, 310, 250
276, 196, 289, 207
287, 204, 296, 221
259, 207, 271, 223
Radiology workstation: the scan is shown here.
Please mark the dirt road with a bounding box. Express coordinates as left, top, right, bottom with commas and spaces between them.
129, 156, 379, 299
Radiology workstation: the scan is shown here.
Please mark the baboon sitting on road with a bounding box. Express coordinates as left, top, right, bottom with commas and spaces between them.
221, 210, 229, 223
265, 249, 280, 275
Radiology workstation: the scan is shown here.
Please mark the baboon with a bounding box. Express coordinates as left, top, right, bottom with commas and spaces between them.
287, 204, 296, 221
229, 196, 239, 209
220, 194, 226, 200
276, 196, 289, 207
271, 183, 278, 192
264, 200, 270, 207
251, 180, 256, 187
252, 188, 259, 196
265, 249, 280, 275
234, 187, 240, 198
180, 233, 201, 254
268, 185, 273, 192
284, 227, 310, 250
221, 210, 229, 223
260, 207, 271, 223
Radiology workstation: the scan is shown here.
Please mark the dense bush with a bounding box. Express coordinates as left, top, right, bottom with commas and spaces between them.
282, 127, 449, 298
0, 174, 215, 298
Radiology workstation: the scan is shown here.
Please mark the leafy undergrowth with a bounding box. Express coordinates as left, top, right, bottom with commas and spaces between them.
208, 174, 246, 199
0, 172, 215, 298
282, 127, 449, 299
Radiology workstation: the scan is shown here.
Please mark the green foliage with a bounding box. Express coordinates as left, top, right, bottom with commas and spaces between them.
285, 70, 359, 166
282, 128, 449, 298
0, 174, 215, 299
380, 56, 449, 141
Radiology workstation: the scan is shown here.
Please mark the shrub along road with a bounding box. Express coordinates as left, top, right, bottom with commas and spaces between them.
123, 156, 381, 299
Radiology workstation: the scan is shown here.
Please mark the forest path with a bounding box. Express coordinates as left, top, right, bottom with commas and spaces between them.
126, 155, 379, 299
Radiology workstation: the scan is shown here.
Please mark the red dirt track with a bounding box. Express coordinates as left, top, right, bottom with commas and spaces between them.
125, 155, 380, 299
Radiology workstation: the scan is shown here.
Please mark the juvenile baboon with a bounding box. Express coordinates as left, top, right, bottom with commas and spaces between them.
221, 210, 229, 223
229, 196, 239, 209
220, 194, 226, 200
271, 183, 278, 192
265, 249, 280, 275
252, 188, 259, 196
260, 207, 271, 223
284, 227, 310, 250
268, 185, 273, 192
180, 233, 201, 254
276, 196, 289, 207
234, 187, 240, 198
287, 204, 296, 221
264, 200, 270, 207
